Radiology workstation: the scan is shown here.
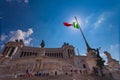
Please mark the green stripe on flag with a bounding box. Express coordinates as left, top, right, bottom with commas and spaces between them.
73, 22, 80, 29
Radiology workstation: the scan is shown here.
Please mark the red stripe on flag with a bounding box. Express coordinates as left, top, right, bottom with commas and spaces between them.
63, 22, 73, 26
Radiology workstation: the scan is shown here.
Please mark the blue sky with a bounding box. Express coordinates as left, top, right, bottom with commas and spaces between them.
0, 0, 120, 62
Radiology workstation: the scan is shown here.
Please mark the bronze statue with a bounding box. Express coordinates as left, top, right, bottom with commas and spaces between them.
40, 40, 45, 48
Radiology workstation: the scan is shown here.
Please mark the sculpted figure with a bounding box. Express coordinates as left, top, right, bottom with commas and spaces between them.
40, 40, 45, 48
104, 51, 119, 64
104, 51, 112, 59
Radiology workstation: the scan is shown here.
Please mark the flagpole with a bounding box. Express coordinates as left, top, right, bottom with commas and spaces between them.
74, 16, 91, 52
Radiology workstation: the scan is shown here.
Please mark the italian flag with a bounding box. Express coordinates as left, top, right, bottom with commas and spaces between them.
63, 22, 80, 29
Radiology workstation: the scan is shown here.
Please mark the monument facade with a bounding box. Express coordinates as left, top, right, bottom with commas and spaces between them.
0, 40, 90, 76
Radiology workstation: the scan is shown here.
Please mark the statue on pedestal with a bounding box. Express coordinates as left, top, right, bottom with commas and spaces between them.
104, 51, 119, 64
104, 51, 120, 71
40, 40, 45, 48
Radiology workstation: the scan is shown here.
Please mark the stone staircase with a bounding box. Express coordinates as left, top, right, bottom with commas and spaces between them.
0, 73, 116, 80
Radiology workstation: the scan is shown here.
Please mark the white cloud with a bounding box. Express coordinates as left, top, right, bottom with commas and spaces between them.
94, 11, 114, 29
0, 17, 3, 19
85, 14, 93, 24
110, 44, 119, 50
100, 53, 106, 57
94, 13, 105, 29
0, 45, 4, 49
10, 30, 25, 41
81, 53, 86, 56
9, 28, 33, 45
24, 38, 32, 45
0, 34, 8, 41
26, 28, 33, 37
24, 0, 29, 3
108, 44, 119, 61
6, 0, 29, 3
0, 28, 33, 46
